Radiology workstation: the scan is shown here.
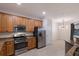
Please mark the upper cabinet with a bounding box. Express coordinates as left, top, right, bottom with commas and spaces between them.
17, 16, 23, 25
34, 20, 42, 28
1, 13, 8, 32
25, 18, 29, 32
13, 16, 26, 26
0, 12, 43, 33
6, 15, 14, 32
20, 17, 26, 26
13, 16, 20, 26
1, 13, 14, 32
0, 13, 2, 32
28, 19, 35, 32
38, 21, 42, 27
25, 18, 35, 32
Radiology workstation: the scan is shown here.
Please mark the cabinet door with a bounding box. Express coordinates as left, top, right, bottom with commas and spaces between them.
25, 18, 29, 32
13, 16, 20, 26
28, 20, 34, 32
26, 19, 34, 32
34, 20, 39, 27
34, 20, 42, 28
6, 15, 14, 32
6, 41, 14, 56
28, 38, 32, 50
38, 21, 43, 27
27, 37, 36, 50
18, 17, 23, 25
0, 43, 7, 56
2, 14, 14, 32
32, 37, 36, 49
1, 13, 8, 32
0, 13, 2, 32
13, 16, 25, 26
20, 17, 26, 26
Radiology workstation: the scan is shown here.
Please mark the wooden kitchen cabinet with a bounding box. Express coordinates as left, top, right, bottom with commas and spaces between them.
13, 16, 26, 26
20, 17, 26, 26
34, 20, 39, 27
25, 18, 29, 31
0, 12, 43, 33
0, 43, 7, 56
34, 20, 42, 28
27, 37, 36, 50
38, 21, 42, 27
13, 16, 20, 26
13, 16, 24, 26
1, 13, 8, 32
0, 13, 14, 32
17, 16, 23, 25
27, 19, 34, 32
1, 14, 14, 32
6, 40, 14, 56
0, 13, 2, 32
6, 15, 14, 32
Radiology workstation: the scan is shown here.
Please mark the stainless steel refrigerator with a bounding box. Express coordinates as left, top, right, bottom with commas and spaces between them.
33, 27, 46, 49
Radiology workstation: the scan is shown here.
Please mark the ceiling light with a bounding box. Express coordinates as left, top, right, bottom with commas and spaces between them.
17, 3, 21, 5
42, 11, 46, 15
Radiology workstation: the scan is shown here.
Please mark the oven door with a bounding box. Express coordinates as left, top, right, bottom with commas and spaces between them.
15, 42, 27, 50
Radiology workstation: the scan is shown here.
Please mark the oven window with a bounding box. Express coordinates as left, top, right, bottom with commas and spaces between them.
15, 42, 27, 50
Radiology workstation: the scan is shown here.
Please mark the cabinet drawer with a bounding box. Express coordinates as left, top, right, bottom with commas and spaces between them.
6, 41, 14, 45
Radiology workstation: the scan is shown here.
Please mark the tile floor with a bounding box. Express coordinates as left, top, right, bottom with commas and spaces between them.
19, 39, 65, 56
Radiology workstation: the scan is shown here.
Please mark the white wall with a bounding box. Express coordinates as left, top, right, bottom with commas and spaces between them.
43, 18, 62, 45
43, 17, 79, 44
43, 17, 74, 45
56, 18, 79, 41
57, 23, 71, 41
43, 18, 52, 45
52, 20, 58, 40
51, 17, 72, 41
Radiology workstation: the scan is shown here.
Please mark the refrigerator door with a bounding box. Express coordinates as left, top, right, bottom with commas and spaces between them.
37, 30, 46, 49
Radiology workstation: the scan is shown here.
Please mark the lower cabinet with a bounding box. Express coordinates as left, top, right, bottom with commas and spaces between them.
6, 41, 14, 56
0, 40, 14, 56
0, 37, 36, 56
0, 43, 6, 56
27, 37, 36, 50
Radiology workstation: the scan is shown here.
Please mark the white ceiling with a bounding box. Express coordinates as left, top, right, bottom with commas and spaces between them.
0, 3, 79, 21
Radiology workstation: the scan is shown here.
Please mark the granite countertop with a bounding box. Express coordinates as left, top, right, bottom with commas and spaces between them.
66, 45, 77, 56
74, 35, 79, 38
0, 32, 33, 39
64, 40, 72, 45
66, 43, 79, 56
65, 40, 71, 43
65, 39, 79, 56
